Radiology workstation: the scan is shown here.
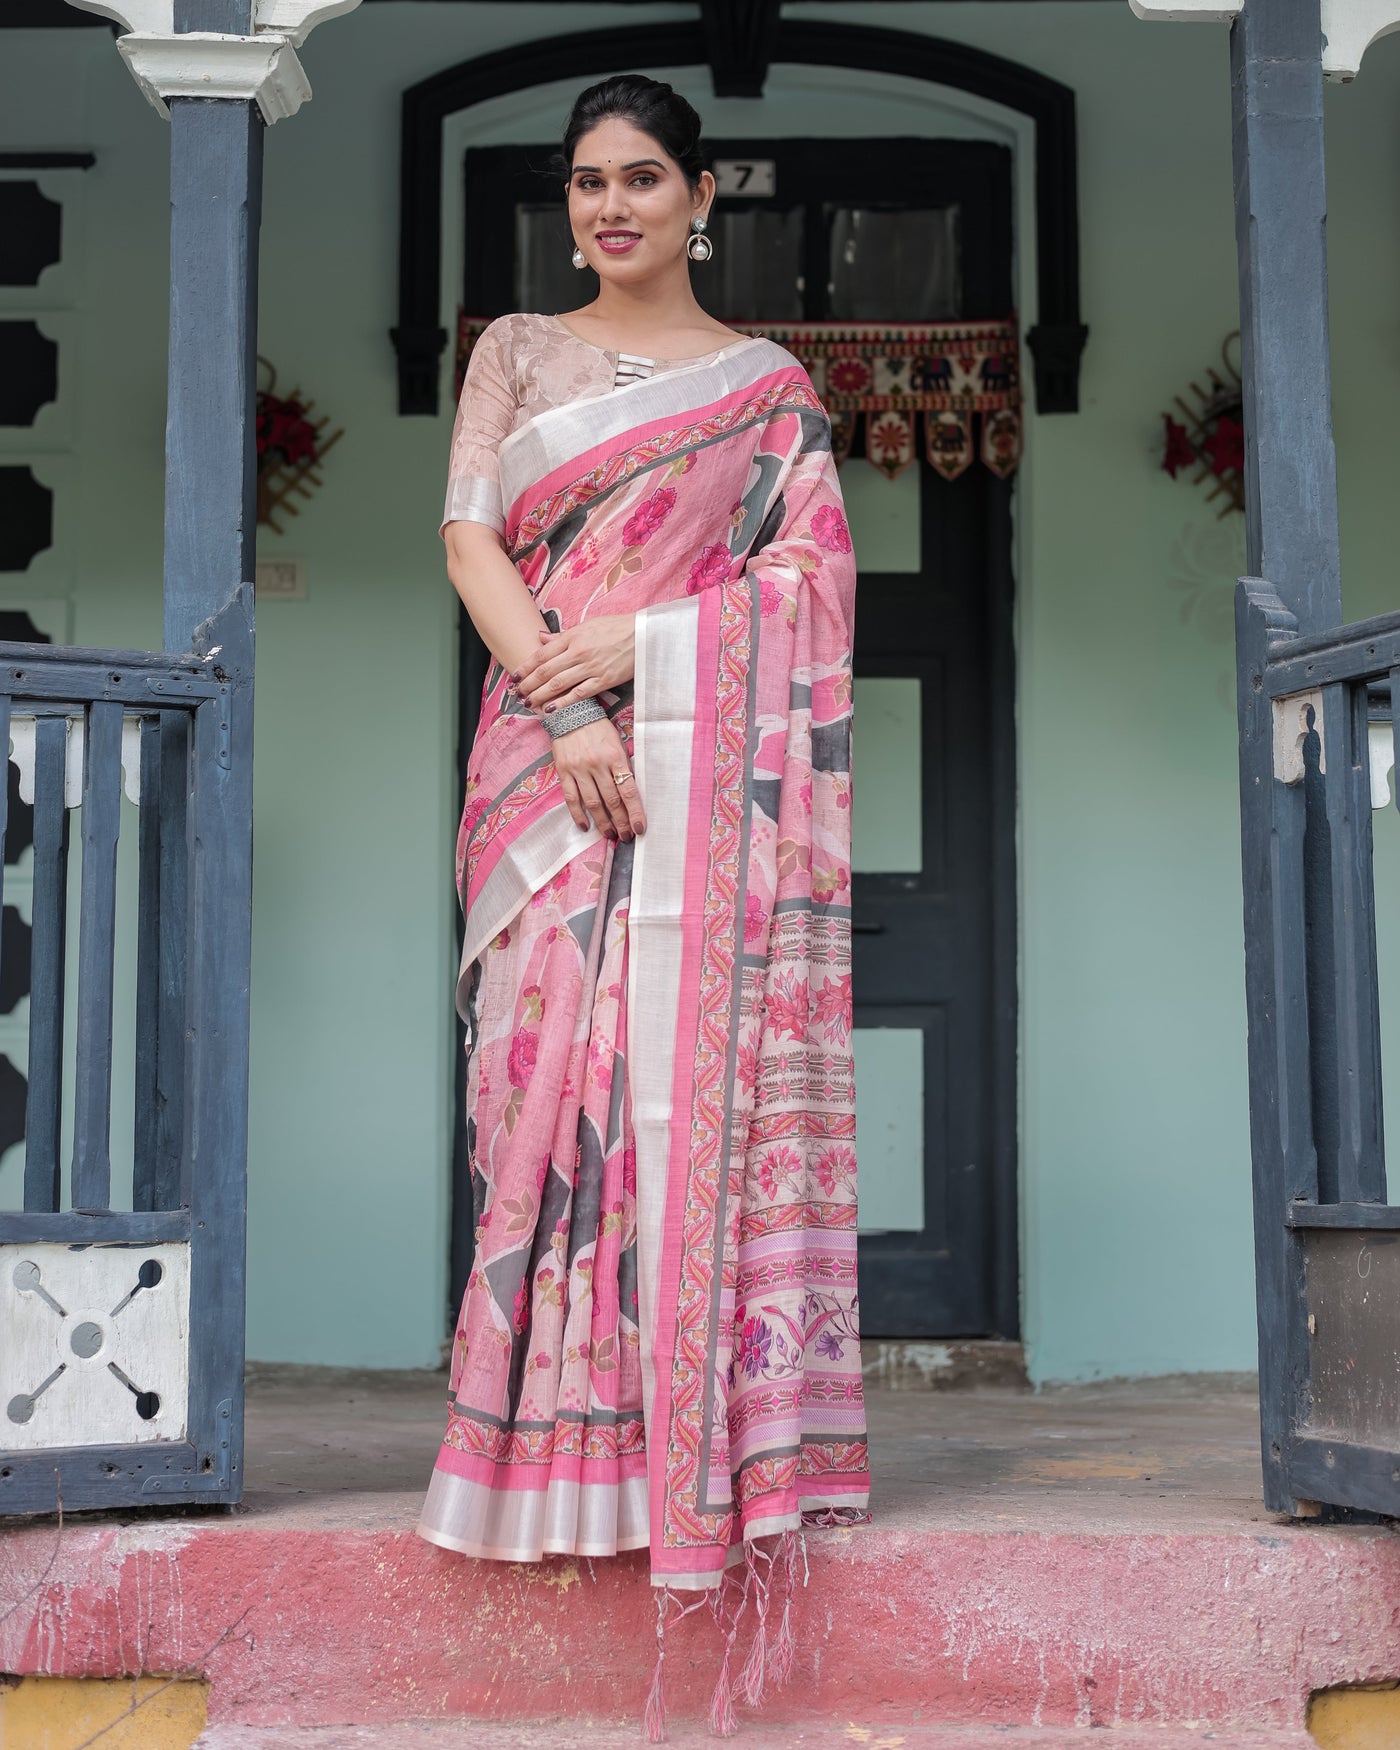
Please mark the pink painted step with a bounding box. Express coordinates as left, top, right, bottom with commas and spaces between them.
3, 1502, 1396, 1738
195, 1728, 1318, 1750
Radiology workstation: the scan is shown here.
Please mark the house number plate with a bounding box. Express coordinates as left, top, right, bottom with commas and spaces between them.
713, 159, 776, 197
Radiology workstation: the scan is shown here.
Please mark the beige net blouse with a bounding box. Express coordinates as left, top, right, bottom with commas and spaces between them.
440, 311, 738, 538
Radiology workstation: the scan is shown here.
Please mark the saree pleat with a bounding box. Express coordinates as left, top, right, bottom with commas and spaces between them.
420, 333, 870, 1589
422, 833, 648, 1559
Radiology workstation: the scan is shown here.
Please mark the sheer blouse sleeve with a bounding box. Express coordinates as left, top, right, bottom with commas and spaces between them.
440, 318, 518, 539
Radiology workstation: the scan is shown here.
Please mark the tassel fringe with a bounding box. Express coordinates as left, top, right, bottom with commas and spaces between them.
766, 1530, 800, 1690
706, 1556, 751, 1737
643, 1526, 819, 1739
643, 1590, 668, 1746
644, 1586, 710, 1744
734, 1542, 774, 1707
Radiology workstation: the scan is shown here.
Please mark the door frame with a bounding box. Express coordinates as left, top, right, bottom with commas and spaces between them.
393, 19, 1085, 416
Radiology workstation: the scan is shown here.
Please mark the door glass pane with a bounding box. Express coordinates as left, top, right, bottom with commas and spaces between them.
852, 677, 921, 873
694, 208, 804, 322
828, 206, 961, 321
854, 1027, 924, 1232
842, 463, 920, 572
515, 205, 594, 316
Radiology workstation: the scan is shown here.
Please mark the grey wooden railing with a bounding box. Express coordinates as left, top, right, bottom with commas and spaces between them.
1237, 578, 1400, 1516
0, 595, 252, 1513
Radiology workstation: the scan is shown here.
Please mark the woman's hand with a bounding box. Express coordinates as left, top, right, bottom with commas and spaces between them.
551, 714, 646, 842
514, 614, 636, 712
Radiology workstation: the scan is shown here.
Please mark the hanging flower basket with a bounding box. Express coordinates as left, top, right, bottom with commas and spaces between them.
1159, 333, 1245, 517
255, 357, 344, 534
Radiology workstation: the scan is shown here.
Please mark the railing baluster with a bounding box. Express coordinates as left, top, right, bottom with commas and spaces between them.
132, 708, 188, 1210
23, 714, 70, 1212
133, 713, 160, 1211
71, 700, 123, 1213
1314, 679, 1386, 1204
156, 710, 189, 1208
1391, 667, 1400, 816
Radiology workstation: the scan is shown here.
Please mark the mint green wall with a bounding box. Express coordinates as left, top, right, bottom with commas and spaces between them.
3, 4, 1398, 1378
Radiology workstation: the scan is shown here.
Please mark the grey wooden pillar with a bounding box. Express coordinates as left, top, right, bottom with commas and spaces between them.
164, 0, 264, 652
162, 0, 261, 1491
1230, 0, 1349, 1516
1230, 0, 1341, 635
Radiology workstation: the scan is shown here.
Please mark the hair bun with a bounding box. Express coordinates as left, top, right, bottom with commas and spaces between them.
562, 74, 706, 188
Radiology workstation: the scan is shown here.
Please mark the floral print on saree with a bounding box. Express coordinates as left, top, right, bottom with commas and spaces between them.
419, 333, 870, 1590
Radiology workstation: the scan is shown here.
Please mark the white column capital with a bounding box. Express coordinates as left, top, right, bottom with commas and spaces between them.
1128, 0, 1400, 81
61, 0, 363, 120
116, 31, 312, 124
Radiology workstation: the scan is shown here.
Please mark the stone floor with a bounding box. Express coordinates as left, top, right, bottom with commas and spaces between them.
240, 1360, 1271, 1538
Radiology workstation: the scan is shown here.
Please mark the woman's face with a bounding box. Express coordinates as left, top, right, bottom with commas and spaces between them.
566, 116, 711, 286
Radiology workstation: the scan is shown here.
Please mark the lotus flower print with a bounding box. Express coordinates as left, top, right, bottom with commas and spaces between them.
737, 1315, 773, 1380
507, 1027, 539, 1089
811, 504, 852, 554
686, 544, 732, 594
622, 486, 677, 547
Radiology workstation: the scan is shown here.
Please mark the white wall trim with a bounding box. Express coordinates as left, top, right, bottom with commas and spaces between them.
252, 0, 361, 48
1128, 0, 1400, 82
1319, 0, 1400, 82
115, 32, 312, 125
64, 0, 360, 46
1127, 0, 1240, 23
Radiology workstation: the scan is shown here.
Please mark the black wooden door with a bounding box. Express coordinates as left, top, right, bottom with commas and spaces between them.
455, 137, 1018, 1339
853, 462, 1016, 1336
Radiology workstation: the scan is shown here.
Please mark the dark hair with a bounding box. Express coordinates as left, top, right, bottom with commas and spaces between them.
560, 74, 705, 187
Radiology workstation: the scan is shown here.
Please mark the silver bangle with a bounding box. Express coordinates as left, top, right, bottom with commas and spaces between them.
544, 697, 609, 740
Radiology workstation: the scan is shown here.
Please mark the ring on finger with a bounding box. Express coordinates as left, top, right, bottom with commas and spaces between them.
611, 768, 631, 785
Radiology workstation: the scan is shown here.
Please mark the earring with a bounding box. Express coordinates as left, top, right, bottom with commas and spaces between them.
571, 246, 586, 270
687, 215, 713, 263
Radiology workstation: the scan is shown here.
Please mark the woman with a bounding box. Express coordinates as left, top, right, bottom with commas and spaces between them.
417, 72, 870, 1726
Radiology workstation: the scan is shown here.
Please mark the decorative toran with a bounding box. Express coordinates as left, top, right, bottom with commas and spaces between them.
455, 312, 1023, 483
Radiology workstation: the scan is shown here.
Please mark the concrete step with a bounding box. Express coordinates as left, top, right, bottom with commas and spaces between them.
4, 1381, 1394, 1743
3, 1492, 1393, 1740
195, 1728, 1319, 1750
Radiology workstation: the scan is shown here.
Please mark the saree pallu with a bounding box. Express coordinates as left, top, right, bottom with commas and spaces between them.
417, 339, 871, 1592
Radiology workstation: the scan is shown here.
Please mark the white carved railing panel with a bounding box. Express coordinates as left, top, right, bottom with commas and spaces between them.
9, 714, 144, 810
1, 1242, 191, 1450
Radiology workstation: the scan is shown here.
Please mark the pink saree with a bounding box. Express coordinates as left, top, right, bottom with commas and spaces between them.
417, 334, 870, 1597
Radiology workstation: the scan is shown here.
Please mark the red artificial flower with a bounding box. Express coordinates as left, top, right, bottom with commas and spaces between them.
1161, 416, 1197, 479
255, 392, 319, 469
1204, 415, 1245, 478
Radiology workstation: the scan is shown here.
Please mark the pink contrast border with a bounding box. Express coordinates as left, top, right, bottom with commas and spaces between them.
644, 585, 723, 1553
